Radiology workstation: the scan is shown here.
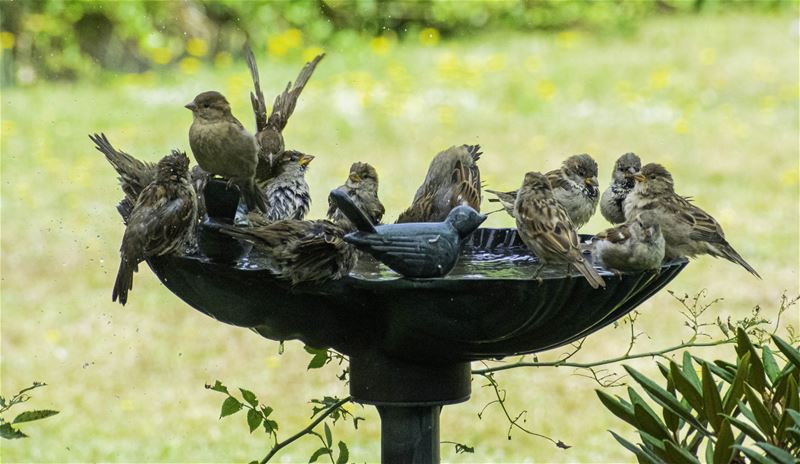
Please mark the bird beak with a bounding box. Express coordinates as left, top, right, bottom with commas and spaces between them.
299, 154, 315, 167
584, 177, 598, 187
184, 102, 198, 111
633, 173, 646, 182
348, 174, 362, 183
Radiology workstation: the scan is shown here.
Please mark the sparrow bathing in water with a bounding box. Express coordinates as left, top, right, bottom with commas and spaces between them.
514, 171, 605, 289
327, 162, 385, 233
623, 163, 760, 278
186, 91, 267, 213
592, 211, 665, 274
488, 153, 600, 229
113, 151, 198, 305
261, 150, 314, 221
244, 45, 325, 186
600, 152, 641, 225
396, 144, 482, 223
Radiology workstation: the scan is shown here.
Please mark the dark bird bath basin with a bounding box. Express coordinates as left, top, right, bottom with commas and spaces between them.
147, 226, 686, 463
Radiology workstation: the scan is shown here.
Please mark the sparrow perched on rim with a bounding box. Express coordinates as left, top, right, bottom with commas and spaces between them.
259, 150, 314, 221
244, 45, 325, 186
514, 171, 606, 289
113, 151, 198, 305
220, 219, 356, 285
623, 163, 760, 278
592, 211, 665, 274
396, 144, 482, 223
600, 152, 641, 225
186, 91, 267, 213
487, 153, 599, 229
89, 132, 208, 224
327, 162, 385, 233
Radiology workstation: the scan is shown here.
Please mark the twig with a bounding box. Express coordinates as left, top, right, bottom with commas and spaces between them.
260, 396, 352, 464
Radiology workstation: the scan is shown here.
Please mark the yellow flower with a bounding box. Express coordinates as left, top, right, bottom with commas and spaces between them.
556, 30, 580, 49
179, 57, 201, 75
419, 27, 440, 47
303, 46, 325, 62
283, 28, 303, 49
536, 80, 556, 101
151, 47, 172, 65
781, 169, 799, 186
649, 68, 671, 90
214, 51, 232, 69
673, 117, 689, 135
486, 53, 507, 73
186, 38, 208, 57
0, 31, 14, 49
370, 35, 392, 55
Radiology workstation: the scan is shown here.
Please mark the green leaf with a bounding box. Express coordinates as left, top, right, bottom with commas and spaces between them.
776, 376, 799, 443
663, 439, 700, 464
638, 431, 670, 461
744, 384, 775, 438
772, 335, 800, 369
682, 352, 702, 389
704, 440, 714, 464
699, 358, 735, 384
624, 366, 711, 437
722, 414, 766, 443
754, 442, 796, 464
264, 418, 279, 434
712, 418, 733, 464
324, 423, 332, 447
12, 410, 59, 424
731, 446, 773, 464
735, 327, 753, 358
261, 405, 274, 418
239, 388, 258, 407
671, 361, 704, 415
247, 408, 262, 433
723, 352, 750, 414
761, 345, 780, 384
787, 409, 800, 426
633, 402, 671, 441
336, 441, 349, 464
305, 346, 329, 370
0, 423, 27, 439
206, 380, 228, 394
702, 363, 724, 432
220, 396, 242, 419
608, 430, 660, 464
309, 447, 330, 463
596, 390, 638, 429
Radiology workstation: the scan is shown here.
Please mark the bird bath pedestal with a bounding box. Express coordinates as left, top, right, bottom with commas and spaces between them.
147, 221, 686, 463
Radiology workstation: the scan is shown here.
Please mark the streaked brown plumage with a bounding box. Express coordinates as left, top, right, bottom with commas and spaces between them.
514, 171, 605, 289
261, 150, 314, 221
592, 211, 665, 273
244, 45, 325, 186
396, 144, 482, 223
327, 162, 385, 232
487, 153, 599, 229
113, 151, 198, 305
186, 91, 267, 213
624, 163, 760, 278
220, 219, 356, 285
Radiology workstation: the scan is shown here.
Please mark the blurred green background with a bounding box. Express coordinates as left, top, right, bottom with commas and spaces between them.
1, 1, 798, 463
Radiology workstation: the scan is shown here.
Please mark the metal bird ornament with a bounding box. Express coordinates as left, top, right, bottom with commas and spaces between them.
330, 190, 487, 278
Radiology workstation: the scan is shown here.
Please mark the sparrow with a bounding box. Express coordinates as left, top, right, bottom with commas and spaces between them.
244, 45, 325, 186
600, 152, 641, 225
220, 219, 356, 285
334, 187, 487, 278
260, 150, 314, 221
327, 162, 385, 233
90, 132, 208, 224
487, 153, 600, 229
624, 163, 760, 278
396, 144, 482, 223
514, 171, 606, 289
113, 151, 198, 305
592, 211, 665, 274
186, 91, 267, 213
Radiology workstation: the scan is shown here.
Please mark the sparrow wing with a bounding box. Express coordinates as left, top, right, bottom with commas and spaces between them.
267, 54, 325, 132
521, 198, 580, 255
90, 133, 157, 199
669, 195, 727, 243
594, 224, 631, 244
244, 44, 268, 132
545, 168, 571, 191
450, 158, 481, 211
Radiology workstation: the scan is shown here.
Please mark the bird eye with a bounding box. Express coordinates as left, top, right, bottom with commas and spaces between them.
202, 103, 210, 108
650, 175, 656, 180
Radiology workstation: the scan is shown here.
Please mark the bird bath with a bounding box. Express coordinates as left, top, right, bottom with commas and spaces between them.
147, 215, 686, 462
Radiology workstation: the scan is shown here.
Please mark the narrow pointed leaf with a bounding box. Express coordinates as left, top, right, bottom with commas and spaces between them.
699, 358, 735, 384
309, 447, 330, 463
638, 431, 670, 461
744, 384, 775, 438
663, 440, 700, 464
12, 410, 59, 424
761, 345, 780, 384
723, 352, 750, 414
597, 390, 638, 428
324, 423, 332, 447
0, 423, 27, 439
735, 328, 753, 358
624, 365, 711, 437
704, 440, 715, 464
671, 361, 704, 415
787, 409, 800, 426
335, 441, 349, 464
207, 380, 229, 394
682, 352, 702, 389
633, 403, 671, 441
772, 335, 800, 369
721, 414, 766, 443
702, 363, 724, 432
754, 442, 796, 464
712, 419, 733, 464
732, 446, 772, 464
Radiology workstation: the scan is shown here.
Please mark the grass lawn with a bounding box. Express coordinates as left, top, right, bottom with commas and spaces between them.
1, 12, 798, 463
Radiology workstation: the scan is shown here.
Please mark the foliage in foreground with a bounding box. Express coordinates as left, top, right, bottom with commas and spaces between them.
598, 328, 800, 463
0, 382, 59, 439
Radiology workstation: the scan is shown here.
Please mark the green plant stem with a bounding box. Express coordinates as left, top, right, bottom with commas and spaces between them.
259, 396, 352, 464
471, 340, 733, 375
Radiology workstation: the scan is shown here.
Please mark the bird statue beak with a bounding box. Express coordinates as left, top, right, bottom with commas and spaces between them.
184, 102, 198, 111
348, 174, 362, 183
299, 154, 315, 167
633, 173, 646, 182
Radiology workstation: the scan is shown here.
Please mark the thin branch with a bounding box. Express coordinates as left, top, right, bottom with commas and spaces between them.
260, 396, 352, 464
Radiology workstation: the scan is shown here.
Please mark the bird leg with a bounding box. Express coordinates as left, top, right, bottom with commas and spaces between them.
531, 262, 545, 285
